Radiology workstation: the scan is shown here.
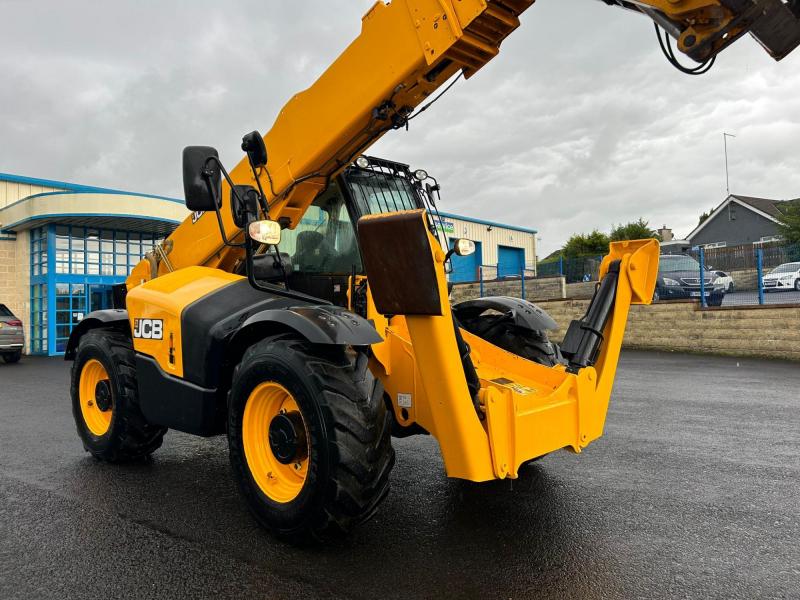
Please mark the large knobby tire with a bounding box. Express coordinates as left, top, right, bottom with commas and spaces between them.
70, 328, 166, 462
228, 334, 394, 542
458, 312, 563, 367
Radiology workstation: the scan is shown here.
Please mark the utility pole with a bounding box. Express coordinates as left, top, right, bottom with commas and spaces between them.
723, 132, 736, 195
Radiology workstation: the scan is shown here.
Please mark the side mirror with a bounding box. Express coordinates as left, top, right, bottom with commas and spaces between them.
248, 220, 282, 246
183, 146, 221, 212
231, 185, 259, 228
241, 131, 268, 168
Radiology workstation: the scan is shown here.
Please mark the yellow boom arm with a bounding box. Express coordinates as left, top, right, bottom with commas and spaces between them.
128, 0, 799, 289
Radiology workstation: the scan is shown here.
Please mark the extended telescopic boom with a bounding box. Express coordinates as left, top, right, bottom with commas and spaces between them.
128, 0, 799, 288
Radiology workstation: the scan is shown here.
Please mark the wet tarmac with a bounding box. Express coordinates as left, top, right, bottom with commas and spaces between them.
1, 351, 798, 599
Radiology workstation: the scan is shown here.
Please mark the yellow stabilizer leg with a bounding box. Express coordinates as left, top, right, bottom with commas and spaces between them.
358, 209, 659, 481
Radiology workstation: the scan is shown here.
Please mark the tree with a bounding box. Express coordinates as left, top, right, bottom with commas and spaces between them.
776, 199, 800, 244
610, 218, 659, 242
697, 207, 716, 226
563, 229, 610, 257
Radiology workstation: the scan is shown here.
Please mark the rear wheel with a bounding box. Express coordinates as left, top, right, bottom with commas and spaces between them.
2, 351, 21, 364
228, 335, 394, 542
70, 329, 166, 462
457, 313, 562, 367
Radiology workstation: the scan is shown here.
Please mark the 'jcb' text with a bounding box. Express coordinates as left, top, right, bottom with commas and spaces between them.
133, 319, 163, 340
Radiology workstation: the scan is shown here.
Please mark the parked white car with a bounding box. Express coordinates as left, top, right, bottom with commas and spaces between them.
712, 270, 735, 292
762, 262, 800, 292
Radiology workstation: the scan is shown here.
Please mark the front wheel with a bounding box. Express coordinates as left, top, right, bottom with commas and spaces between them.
795, 279, 800, 292
70, 329, 166, 462
228, 335, 394, 542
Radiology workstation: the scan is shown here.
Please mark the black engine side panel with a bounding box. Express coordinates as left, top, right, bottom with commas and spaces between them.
181, 280, 301, 388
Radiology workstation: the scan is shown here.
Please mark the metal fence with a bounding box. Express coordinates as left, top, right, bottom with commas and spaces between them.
466, 244, 800, 308
659, 243, 800, 308
476, 264, 538, 300
537, 254, 605, 283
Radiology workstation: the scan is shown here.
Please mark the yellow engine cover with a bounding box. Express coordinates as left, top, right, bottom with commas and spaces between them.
125, 267, 244, 377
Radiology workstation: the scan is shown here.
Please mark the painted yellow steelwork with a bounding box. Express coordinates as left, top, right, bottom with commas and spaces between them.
116, 0, 787, 486
243, 382, 310, 503
126, 267, 243, 376
365, 211, 659, 480
79, 359, 113, 437
129, 0, 537, 288
126, 0, 794, 290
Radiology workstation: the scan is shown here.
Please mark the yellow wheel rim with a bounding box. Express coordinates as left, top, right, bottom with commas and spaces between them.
243, 381, 310, 503
79, 359, 113, 437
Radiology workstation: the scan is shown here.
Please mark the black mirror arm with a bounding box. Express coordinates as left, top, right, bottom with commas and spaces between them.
245, 156, 271, 219
203, 156, 246, 248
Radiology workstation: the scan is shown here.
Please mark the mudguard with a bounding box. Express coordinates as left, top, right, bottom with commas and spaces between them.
236, 305, 383, 347
452, 296, 558, 332
64, 309, 130, 360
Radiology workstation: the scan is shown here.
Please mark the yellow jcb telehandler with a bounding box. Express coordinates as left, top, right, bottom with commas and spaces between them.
65, 0, 799, 541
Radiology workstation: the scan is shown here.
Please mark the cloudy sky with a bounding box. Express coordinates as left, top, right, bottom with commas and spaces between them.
1, 0, 799, 255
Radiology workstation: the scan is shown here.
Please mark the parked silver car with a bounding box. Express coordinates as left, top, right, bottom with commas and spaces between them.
0, 303, 24, 363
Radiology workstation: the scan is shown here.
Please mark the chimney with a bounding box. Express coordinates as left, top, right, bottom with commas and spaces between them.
658, 225, 674, 241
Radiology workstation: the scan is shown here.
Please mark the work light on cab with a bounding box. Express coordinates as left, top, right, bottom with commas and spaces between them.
248, 220, 282, 245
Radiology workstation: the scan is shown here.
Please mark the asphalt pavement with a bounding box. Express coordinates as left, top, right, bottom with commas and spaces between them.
1, 352, 798, 599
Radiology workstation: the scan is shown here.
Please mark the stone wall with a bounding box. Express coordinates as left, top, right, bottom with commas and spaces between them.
564, 280, 597, 299
0, 238, 21, 315
450, 276, 565, 304
535, 298, 800, 362
450, 276, 603, 304
727, 268, 759, 291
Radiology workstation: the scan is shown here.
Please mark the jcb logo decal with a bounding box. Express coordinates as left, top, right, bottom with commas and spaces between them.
133, 319, 163, 340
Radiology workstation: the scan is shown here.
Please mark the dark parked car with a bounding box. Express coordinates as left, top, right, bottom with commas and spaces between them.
654, 254, 726, 307
0, 303, 24, 363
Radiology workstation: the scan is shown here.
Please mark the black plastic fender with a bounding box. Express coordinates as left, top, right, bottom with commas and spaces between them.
64, 309, 130, 360
452, 296, 558, 332
235, 305, 383, 347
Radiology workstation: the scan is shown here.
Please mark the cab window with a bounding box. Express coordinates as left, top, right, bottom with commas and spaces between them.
279, 182, 363, 275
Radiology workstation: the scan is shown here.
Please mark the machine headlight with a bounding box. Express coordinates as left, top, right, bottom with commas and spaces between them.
663, 277, 680, 286
452, 238, 476, 257
355, 156, 370, 169
248, 219, 282, 245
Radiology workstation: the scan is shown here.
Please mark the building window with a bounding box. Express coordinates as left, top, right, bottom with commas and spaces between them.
54, 226, 157, 277
30, 227, 47, 276
29, 283, 48, 354
753, 236, 782, 247
30, 224, 163, 355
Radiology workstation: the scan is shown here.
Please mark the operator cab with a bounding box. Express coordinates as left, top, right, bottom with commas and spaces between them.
273, 156, 444, 310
